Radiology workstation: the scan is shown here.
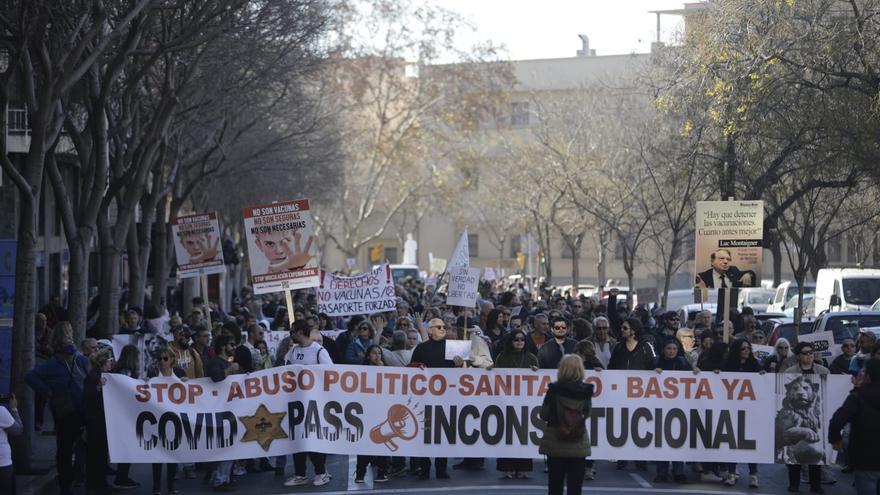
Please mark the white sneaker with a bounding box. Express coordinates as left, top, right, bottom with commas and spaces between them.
723, 473, 736, 486
313, 473, 332, 486
701, 472, 723, 483
283, 475, 309, 487
749, 474, 758, 488
232, 463, 247, 476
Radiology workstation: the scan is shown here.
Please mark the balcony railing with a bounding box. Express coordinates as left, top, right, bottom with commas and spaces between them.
7, 107, 29, 136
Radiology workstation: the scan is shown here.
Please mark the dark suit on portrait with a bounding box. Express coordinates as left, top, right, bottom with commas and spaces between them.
696, 266, 757, 288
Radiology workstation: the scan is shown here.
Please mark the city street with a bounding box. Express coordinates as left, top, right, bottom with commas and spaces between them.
90, 456, 856, 495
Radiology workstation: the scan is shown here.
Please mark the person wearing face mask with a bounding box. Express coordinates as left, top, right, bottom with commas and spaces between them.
26, 322, 91, 495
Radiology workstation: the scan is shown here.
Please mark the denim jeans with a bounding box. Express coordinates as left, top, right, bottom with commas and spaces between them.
213, 461, 233, 485
855, 470, 880, 495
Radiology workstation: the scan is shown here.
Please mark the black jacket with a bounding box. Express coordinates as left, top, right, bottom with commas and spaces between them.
410, 338, 456, 368
696, 266, 756, 288
609, 340, 655, 370
828, 382, 880, 470
538, 338, 578, 369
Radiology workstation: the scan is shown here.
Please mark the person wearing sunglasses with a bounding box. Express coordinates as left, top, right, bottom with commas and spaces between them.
764, 337, 795, 373
147, 348, 186, 495
537, 318, 577, 370
410, 319, 464, 480
782, 342, 829, 493
493, 329, 539, 479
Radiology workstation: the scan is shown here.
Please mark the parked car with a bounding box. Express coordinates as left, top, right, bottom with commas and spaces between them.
737, 288, 775, 313
808, 311, 880, 344
767, 320, 798, 346
767, 281, 815, 313
813, 268, 880, 316
782, 294, 815, 319
872, 297, 880, 312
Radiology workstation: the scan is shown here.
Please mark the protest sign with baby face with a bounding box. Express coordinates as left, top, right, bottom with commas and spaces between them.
171, 212, 226, 279
243, 199, 319, 294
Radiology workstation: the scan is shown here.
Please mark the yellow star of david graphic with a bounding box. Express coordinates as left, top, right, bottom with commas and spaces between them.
238, 403, 288, 451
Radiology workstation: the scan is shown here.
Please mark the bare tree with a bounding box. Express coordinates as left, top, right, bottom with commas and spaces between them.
312, 0, 511, 267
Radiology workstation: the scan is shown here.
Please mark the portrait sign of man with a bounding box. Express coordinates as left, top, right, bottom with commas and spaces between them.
695, 248, 757, 289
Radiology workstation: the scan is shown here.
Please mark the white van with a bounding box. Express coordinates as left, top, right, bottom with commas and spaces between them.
767, 281, 815, 313
813, 268, 880, 316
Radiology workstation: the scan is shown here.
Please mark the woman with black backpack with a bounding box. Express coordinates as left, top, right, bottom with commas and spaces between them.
539, 354, 594, 495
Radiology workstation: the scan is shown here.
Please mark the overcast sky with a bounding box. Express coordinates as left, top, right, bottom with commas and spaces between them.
430, 0, 687, 60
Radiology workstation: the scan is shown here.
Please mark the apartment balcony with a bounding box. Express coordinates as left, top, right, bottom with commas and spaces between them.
5, 105, 74, 154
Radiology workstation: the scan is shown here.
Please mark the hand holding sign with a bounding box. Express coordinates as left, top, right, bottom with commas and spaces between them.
268, 233, 314, 273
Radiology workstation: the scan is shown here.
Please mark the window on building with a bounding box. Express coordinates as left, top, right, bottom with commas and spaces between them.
468, 234, 479, 258
826, 235, 842, 263
510, 101, 530, 127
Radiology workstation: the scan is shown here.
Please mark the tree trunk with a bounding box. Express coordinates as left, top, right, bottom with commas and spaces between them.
97, 215, 122, 337
626, 269, 635, 308
151, 217, 170, 310
874, 234, 880, 269
542, 223, 552, 280
596, 230, 608, 287
66, 239, 90, 341
769, 234, 782, 286
126, 222, 145, 309
10, 194, 37, 470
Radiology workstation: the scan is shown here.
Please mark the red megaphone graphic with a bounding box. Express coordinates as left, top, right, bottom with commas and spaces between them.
369, 403, 419, 452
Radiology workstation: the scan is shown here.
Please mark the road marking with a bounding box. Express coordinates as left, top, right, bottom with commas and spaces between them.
629, 472, 652, 488
283, 484, 778, 495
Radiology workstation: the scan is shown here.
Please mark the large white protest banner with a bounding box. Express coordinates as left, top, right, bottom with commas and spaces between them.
694, 201, 764, 289
446, 266, 480, 307
102, 367, 850, 464
316, 265, 396, 317
243, 199, 319, 294
171, 212, 226, 279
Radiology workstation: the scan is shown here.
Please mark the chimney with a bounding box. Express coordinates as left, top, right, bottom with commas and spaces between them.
577, 34, 592, 57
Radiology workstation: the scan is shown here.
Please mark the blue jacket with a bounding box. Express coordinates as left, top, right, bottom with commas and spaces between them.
26, 354, 89, 410
345, 338, 372, 364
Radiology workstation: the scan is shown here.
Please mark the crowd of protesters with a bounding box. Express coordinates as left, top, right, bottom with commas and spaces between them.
10, 276, 880, 495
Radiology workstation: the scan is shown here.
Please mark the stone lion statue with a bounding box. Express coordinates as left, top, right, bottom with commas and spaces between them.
775, 375, 824, 464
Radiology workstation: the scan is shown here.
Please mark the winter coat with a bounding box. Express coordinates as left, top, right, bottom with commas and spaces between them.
538, 381, 593, 458
537, 338, 578, 369
608, 340, 655, 370
828, 381, 880, 470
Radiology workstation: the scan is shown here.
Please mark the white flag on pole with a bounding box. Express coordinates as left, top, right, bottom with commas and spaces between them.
449, 226, 470, 268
